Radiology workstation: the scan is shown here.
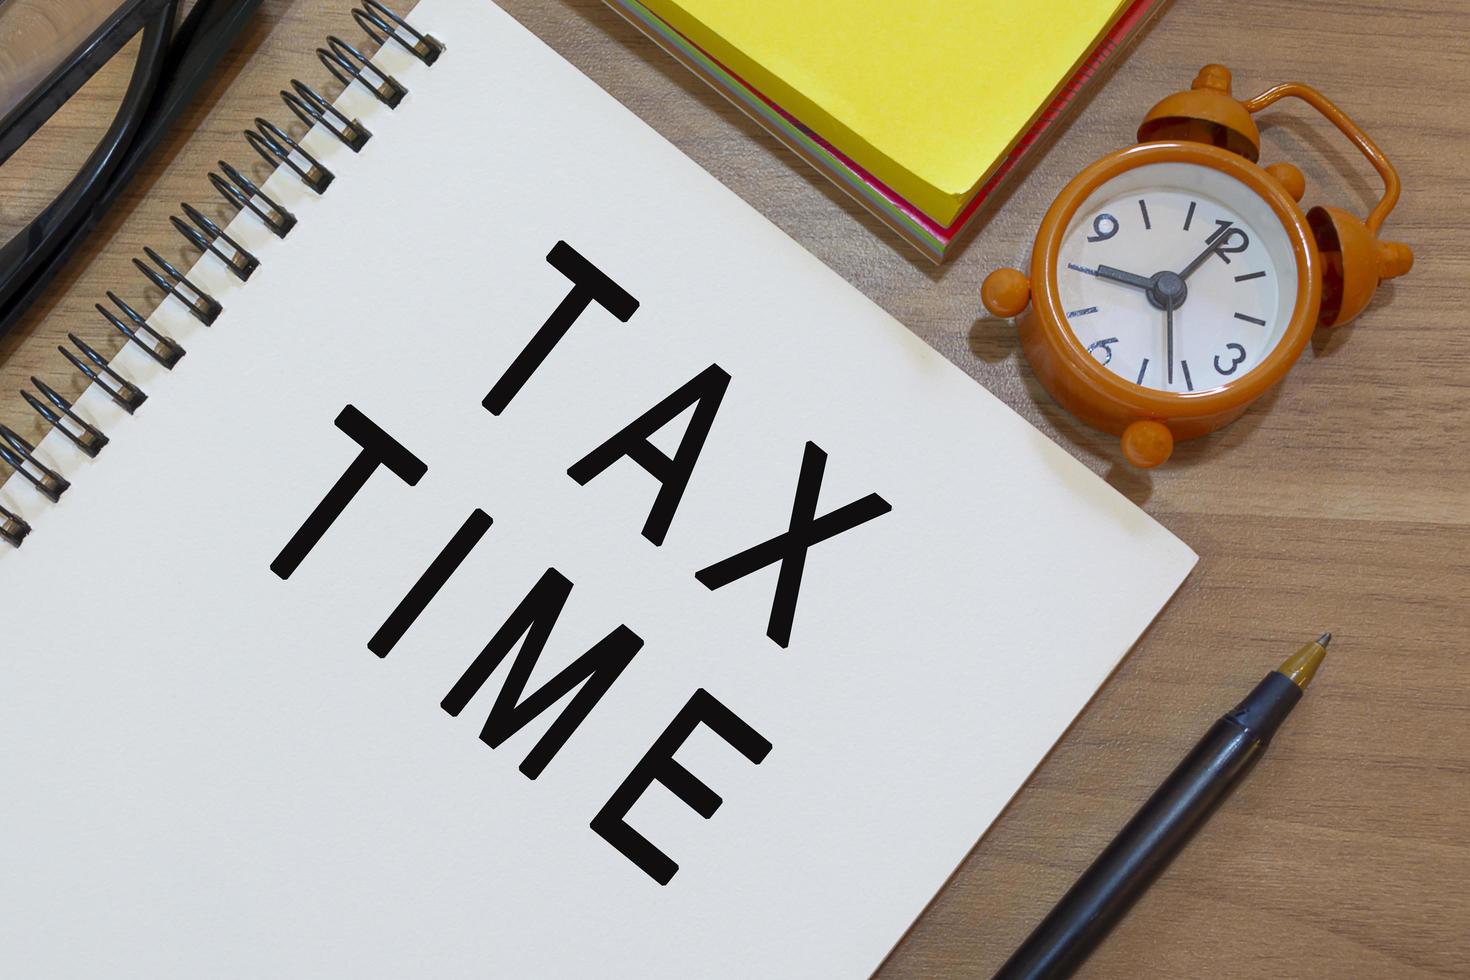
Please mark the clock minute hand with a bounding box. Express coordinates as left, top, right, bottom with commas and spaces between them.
1177, 221, 1233, 281
1094, 265, 1155, 291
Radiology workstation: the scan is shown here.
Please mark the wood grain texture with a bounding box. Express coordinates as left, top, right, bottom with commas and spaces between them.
2, 1, 1466, 976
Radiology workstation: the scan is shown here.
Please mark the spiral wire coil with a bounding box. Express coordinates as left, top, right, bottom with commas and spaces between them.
0, 4, 443, 548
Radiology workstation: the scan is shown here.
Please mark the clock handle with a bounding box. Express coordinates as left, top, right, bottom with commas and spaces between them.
1241, 82, 1399, 236
1241, 81, 1413, 326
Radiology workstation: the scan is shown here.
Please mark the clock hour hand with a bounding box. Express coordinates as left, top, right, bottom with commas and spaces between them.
1094, 265, 1155, 291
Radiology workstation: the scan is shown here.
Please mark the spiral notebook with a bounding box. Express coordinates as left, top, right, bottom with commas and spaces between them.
0, 0, 1196, 975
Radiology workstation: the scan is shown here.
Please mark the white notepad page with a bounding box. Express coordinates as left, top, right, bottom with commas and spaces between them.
0, 1, 1196, 975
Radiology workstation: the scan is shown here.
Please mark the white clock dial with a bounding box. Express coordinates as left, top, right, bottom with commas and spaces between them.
1056, 162, 1299, 394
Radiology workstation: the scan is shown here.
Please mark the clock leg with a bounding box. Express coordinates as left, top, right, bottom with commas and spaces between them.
1121, 419, 1174, 468
982, 268, 1031, 318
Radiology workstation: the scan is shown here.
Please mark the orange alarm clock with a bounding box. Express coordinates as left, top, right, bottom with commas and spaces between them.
982, 65, 1412, 468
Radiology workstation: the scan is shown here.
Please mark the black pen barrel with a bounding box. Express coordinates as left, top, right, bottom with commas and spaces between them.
993, 670, 1302, 980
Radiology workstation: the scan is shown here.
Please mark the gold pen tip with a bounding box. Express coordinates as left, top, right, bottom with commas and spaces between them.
1279, 634, 1331, 690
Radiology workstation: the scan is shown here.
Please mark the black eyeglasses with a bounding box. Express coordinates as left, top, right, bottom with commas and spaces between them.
0, 0, 263, 341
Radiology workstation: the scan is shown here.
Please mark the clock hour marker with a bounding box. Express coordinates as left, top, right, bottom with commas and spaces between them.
1234, 312, 1267, 326
1087, 213, 1120, 243
1067, 306, 1099, 318
1180, 360, 1195, 392
1183, 201, 1196, 231
1086, 336, 1118, 365
1138, 199, 1151, 230
1235, 271, 1267, 282
1136, 358, 1149, 385
1215, 343, 1248, 376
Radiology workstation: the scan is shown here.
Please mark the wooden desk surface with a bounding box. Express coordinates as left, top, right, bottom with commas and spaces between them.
2, 1, 1466, 976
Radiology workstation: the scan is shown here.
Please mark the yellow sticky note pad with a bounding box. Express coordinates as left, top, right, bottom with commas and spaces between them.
641, 0, 1131, 225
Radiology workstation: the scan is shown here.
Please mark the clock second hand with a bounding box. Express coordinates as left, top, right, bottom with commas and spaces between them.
1166, 295, 1176, 386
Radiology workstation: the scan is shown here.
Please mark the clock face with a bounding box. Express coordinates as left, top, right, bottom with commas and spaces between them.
1056, 161, 1300, 394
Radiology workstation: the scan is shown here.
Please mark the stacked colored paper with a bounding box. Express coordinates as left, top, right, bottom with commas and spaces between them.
606, 0, 1168, 262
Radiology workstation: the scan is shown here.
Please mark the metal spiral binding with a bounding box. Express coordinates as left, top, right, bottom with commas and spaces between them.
59, 334, 147, 414
282, 80, 372, 152
0, 501, 28, 547
353, 1, 444, 66
172, 203, 259, 281
98, 290, 186, 368
0, 426, 70, 503
210, 161, 298, 238
245, 117, 335, 194
22, 378, 109, 458
320, 35, 406, 108
134, 246, 222, 325
1, 4, 443, 547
